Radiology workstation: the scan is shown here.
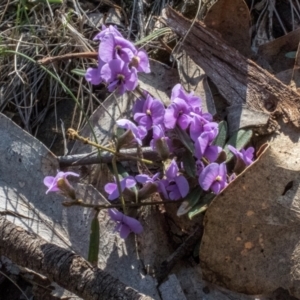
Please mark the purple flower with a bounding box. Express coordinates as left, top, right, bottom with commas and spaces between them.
150, 125, 172, 157
85, 59, 105, 85
164, 97, 193, 130
104, 176, 136, 200
101, 59, 138, 94
93, 25, 122, 41
135, 172, 160, 184
189, 114, 214, 141
116, 119, 147, 145
108, 209, 143, 239
199, 163, 228, 194
44, 171, 79, 199
163, 159, 189, 200
194, 130, 221, 162
228, 145, 254, 166
171, 84, 201, 109
133, 94, 165, 130
129, 49, 151, 73
99, 34, 136, 63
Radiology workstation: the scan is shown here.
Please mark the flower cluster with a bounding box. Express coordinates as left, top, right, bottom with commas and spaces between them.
85, 25, 150, 95
43, 28, 256, 241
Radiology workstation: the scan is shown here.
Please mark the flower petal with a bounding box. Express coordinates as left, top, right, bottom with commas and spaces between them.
123, 215, 143, 234
175, 175, 189, 198
108, 208, 123, 222
119, 224, 131, 238
199, 163, 220, 191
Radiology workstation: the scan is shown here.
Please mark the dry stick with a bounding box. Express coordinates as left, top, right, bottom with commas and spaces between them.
0, 217, 153, 300
58, 147, 159, 166
37, 52, 98, 65
163, 7, 300, 128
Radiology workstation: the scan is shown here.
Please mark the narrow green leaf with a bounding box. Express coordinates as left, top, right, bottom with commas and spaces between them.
182, 150, 196, 178
224, 129, 253, 162
285, 51, 297, 59
177, 187, 203, 216
88, 214, 100, 266
188, 193, 215, 219
173, 126, 194, 153
71, 68, 86, 77
213, 121, 227, 147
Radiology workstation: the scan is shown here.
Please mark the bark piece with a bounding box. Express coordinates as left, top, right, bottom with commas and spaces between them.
204, 0, 251, 57
163, 7, 300, 128
0, 216, 152, 300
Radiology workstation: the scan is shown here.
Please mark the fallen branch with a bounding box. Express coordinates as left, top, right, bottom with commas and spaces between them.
0, 217, 153, 300
163, 7, 300, 128
58, 147, 159, 167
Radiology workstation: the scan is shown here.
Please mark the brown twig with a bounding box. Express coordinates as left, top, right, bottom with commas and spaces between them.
37, 52, 98, 65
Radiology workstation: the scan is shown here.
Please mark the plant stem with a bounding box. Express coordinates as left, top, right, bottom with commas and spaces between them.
67, 128, 156, 165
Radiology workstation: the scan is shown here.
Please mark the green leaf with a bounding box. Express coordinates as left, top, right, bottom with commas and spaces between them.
173, 126, 194, 153
285, 51, 297, 59
224, 129, 253, 162
182, 150, 196, 178
71, 68, 86, 77
88, 214, 100, 266
177, 187, 203, 216
213, 121, 227, 147
188, 193, 215, 219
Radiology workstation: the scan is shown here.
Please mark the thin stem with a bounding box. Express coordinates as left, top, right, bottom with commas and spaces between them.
112, 156, 127, 214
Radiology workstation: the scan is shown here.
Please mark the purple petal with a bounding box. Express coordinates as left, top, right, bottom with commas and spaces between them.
135, 174, 151, 183
43, 176, 55, 188
105, 182, 117, 194
63, 172, 80, 178
108, 208, 123, 222
194, 134, 209, 159
123, 177, 136, 189
166, 159, 178, 180
177, 114, 192, 130
135, 49, 150, 73
199, 163, 220, 191
210, 181, 222, 194
85, 67, 102, 85
204, 145, 221, 162
133, 98, 145, 115
175, 175, 189, 198
119, 224, 131, 238
100, 62, 113, 82
150, 101, 165, 125
99, 34, 115, 62
167, 184, 181, 200
164, 106, 177, 129
123, 215, 143, 234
